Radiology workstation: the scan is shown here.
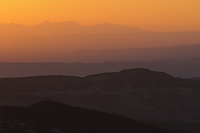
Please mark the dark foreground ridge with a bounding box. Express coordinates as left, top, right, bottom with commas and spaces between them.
0, 100, 171, 133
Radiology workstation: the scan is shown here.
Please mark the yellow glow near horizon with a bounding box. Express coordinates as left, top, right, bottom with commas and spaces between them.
0, 0, 200, 31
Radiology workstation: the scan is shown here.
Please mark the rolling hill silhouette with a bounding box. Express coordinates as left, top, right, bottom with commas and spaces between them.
0, 68, 199, 93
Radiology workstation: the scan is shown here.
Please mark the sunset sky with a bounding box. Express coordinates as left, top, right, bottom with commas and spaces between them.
1, 0, 200, 32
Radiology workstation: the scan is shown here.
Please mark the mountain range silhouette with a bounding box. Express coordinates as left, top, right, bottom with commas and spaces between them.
0, 21, 143, 35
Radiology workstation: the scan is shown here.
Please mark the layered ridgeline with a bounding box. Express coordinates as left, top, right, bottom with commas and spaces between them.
0, 68, 200, 132
1, 21, 200, 62
0, 100, 170, 133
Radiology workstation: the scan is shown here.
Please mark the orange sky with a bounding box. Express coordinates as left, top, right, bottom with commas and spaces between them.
0, 0, 200, 32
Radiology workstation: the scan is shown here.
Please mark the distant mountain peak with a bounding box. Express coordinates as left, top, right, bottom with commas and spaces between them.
99, 23, 125, 28
65, 20, 79, 24
99, 22, 117, 26
40, 21, 51, 24
39, 20, 81, 26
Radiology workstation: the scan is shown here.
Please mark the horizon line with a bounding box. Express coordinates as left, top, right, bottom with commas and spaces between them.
1, 20, 200, 33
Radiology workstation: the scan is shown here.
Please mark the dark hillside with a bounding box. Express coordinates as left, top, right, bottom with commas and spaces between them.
0, 100, 171, 133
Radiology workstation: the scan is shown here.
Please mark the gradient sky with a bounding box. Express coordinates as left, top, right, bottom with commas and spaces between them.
0, 0, 200, 32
